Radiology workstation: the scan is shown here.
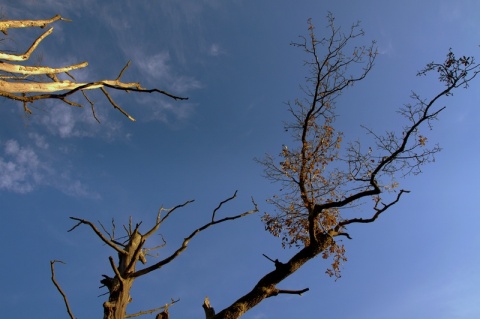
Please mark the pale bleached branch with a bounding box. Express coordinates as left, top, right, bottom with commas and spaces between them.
0, 14, 68, 33
0, 60, 88, 75
0, 27, 54, 61
0, 16, 188, 121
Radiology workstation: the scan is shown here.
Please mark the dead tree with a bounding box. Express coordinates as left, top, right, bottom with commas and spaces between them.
0, 15, 187, 121
62, 193, 257, 319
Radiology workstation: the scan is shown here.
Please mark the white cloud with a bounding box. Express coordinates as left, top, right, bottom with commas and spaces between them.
137, 52, 172, 82
208, 43, 225, 57
37, 102, 123, 140
378, 40, 394, 56
28, 132, 49, 149
136, 51, 202, 93
0, 138, 98, 198
170, 75, 202, 94
135, 95, 195, 126
0, 140, 42, 193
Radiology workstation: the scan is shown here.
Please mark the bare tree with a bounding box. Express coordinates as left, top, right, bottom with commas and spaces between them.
0, 15, 187, 122
32, 13, 478, 319
65, 193, 258, 319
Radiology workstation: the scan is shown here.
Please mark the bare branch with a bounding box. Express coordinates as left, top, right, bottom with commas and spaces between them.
108, 256, 124, 282
100, 87, 136, 121
116, 61, 131, 81
0, 16, 188, 120
156, 200, 195, 232
50, 260, 76, 319
68, 217, 126, 255
212, 190, 237, 222
126, 299, 179, 318
339, 190, 409, 227
275, 288, 309, 296
0, 27, 53, 61
0, 14, 68, 33
132, 198, 258, 278
0, 60, 88, 75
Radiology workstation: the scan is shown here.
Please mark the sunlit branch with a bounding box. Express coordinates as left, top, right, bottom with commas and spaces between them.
0, 16, 188, 121
50, 260, 76, 319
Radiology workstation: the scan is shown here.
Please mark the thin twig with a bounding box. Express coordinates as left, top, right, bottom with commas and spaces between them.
116, 61, 131, 81
100, 87, 136, 121
108, 256, 124, 283
126, 298, 180, 318
132, 200, 258, 278
50, 260, 76, 319
69, 217, 126, 255
212, 190, 237, 222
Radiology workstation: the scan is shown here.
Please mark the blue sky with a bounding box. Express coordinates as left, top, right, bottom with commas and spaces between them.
1, 1, 480, 318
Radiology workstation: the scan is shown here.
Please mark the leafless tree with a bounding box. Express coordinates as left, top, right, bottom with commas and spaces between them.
13, 13, 478, 319
0, 15, 187, 122
65, 193, 258, 319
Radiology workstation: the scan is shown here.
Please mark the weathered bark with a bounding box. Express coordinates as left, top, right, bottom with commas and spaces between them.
102, 230, 144, 319
0, 14, 66, 34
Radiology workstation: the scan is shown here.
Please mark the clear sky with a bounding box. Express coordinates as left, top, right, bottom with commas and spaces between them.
1, 1, 480, 318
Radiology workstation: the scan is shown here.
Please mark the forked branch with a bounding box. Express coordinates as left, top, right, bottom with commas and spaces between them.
69, 217, 126, 255
132, 195, 258, 278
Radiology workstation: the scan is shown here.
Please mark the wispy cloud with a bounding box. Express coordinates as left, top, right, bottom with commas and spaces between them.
37, 101, 123, 140
0, 140, 42, 193
135, 94, 196, 127
135, 51, 202, 94
28, 132, 49, 149
0, 138, 99, 198
136, 52, 171, 82
208, 43, 226, 57
131, 51, 200, 124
